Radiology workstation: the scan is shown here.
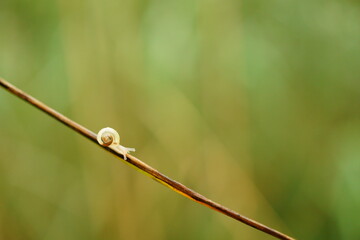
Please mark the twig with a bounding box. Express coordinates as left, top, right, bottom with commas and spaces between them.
0, 78, 295, 240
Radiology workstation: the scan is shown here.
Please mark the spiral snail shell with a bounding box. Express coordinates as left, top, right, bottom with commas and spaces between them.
97, 127, 135, 160
97, 127, 120, 147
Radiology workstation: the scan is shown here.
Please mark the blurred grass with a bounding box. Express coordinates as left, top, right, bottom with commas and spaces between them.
0, 0, 360, 239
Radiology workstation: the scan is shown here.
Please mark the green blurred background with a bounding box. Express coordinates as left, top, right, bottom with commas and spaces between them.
0, 0, 359, 239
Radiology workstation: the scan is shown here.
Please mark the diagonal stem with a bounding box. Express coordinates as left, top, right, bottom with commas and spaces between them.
0, 78, 295, 240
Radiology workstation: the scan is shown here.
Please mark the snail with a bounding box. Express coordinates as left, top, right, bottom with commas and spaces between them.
97, 127, 135, 160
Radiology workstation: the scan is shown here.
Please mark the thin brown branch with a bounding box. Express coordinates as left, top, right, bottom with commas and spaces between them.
0, 78, 295, 240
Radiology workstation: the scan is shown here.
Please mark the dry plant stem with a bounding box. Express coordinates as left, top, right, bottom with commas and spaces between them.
0, 78, 295, 240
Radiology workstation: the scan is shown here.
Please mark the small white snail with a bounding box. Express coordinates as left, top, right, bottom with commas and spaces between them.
97, 127, 135, 160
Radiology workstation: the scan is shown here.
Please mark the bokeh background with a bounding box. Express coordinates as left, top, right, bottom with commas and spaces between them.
0, 0, 360, 239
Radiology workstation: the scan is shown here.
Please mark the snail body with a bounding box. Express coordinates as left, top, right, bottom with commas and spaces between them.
97, 127, 135, 159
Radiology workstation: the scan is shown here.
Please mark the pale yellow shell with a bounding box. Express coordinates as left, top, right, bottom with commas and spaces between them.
97, 127, 120, 146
